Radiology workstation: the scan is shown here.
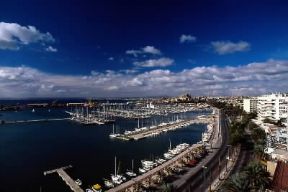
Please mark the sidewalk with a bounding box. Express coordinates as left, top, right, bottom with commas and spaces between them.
207, 145, 241, 192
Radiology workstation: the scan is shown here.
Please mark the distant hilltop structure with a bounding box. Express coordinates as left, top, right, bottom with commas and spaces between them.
159, 93, 193, 103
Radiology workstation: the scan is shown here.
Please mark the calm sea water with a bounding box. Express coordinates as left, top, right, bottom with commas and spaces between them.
0, 108, 209, 192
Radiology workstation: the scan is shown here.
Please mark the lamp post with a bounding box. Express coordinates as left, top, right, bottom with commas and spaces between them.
226, 145, 232, 172
218, 156, 222, 180
202, 166, 207, 191
209, 168, 212, 192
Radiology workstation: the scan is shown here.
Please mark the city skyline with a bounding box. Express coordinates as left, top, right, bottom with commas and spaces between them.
0, 0, 288, 98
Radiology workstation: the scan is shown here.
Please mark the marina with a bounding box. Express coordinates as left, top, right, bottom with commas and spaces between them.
0, 1, 282, 191
104, 110, 219, 192
113, 115, 213, 141
65, 102, 211, 124
107, 144, 206, 192
0, 103, 211, 192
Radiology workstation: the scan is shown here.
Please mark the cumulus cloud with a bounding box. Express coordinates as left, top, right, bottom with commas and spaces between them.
45, 46, 57, 52
0, 59, 288, 98
179, 34, 197, 43
211, 40, 250, 55
126, 45, 161, 56
142, 46, 161, 55
134, 58, 174, 67
0, 22, 55, 51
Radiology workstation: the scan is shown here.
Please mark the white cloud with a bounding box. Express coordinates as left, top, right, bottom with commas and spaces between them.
0, 59, 288, 98
125, 50, 141, 57
0, 22, 55, 51
45, 46, 57, 52
180, 34, 197, 43
142, 46, 161, 55
108, 57, 114, 61
134, 58, 174, 67
126, 45, 161, 56
211, 40, 250, 55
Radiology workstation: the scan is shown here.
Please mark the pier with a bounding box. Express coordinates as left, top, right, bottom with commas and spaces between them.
115, 116, 213, 141
44, 165, 84, 192
1, 118, 70, 124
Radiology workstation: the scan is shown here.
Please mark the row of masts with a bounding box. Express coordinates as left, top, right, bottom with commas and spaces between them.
110, 114, 182, 137
66, 106, 115, 125
68, 102, 208, 121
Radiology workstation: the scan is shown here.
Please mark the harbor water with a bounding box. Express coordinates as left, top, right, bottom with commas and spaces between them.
0, 107, 210, 192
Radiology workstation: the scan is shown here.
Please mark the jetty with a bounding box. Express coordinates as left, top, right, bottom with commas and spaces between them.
114, 116, 213, 141
1, 118, 70, 125
44, 165, 84, 192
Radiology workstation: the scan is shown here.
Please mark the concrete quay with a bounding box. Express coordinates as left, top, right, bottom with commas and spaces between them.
115, 116, 213, 141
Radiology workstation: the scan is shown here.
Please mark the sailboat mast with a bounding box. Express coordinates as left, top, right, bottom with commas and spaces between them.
138, 118, 140, 129
114, 156, 117, 176
86, 106, 88, 123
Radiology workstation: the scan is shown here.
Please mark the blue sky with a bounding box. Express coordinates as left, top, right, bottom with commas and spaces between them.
0, 0, 288, 98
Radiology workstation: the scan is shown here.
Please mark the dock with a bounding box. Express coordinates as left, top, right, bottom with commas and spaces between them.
107, 143, 204, 192
44, 165, 84, 192
2, 118, 70, 124
115, 116, 213, 141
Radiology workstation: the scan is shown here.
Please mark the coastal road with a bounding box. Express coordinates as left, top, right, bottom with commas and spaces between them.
173, 109, 230, 192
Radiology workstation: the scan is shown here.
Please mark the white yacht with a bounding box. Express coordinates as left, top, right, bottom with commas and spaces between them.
126, 159, 137, 177
103, 179, 114, 188
110, 156, 126, 185
75, 179, 82, 186
109, 124, 120, 138
139, 167, 146, 174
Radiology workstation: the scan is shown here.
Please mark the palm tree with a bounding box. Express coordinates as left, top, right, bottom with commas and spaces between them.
253, 144, 265, 160
222, 173, 250, 192
251, 128, 266, 145
163, 183, 174, 192
244, 161, 271, 191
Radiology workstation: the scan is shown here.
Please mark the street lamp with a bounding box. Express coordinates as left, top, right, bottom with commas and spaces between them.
209, 168, 212, 192
202, 166, 207, 191
218, 156, 223, 180
203, 165, 212, 191
226, 145, 232, 171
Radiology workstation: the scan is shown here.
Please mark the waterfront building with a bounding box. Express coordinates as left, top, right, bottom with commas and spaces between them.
257, 93, 288, 121
243, 98, 258, 113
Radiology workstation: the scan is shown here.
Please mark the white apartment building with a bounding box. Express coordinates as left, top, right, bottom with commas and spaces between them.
243, 98, 258, 113
257, 93, 288, 121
